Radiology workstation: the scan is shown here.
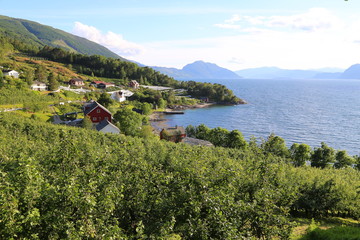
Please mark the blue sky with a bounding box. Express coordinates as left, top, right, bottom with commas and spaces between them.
1, 0, 360, 70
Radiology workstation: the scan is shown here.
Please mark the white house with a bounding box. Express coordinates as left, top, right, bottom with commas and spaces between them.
109, 90, 134, 102
95, 119, 120, 134
3, 70, 19, 78
30, 81, 47, 91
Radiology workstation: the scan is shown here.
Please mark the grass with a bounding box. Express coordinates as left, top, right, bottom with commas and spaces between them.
290, 217, 360, 240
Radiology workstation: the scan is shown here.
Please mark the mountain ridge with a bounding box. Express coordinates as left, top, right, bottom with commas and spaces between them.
152, 60, 242, 80
0, 15, 123, 59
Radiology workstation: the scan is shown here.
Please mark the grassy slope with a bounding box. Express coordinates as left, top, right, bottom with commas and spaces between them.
0, 15, 124, 59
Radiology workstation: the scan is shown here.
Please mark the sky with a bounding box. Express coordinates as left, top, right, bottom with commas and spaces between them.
1, 0, 360, 70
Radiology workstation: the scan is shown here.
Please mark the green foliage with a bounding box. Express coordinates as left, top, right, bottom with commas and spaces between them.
0, 15, 120, 58
290, 143, 312, 167
0, 87, 53, 105
97, 92, 114, 108
334, 150, 354, 169
300, 225, 360, 240
113, 107, 143, 136
47, 72, 59, 91
0, 114, 359, 239
82, 115, 93, 129
34, 64, 48, 83
311, 142, 336, 168
262, 133, 290, 158
180, 80, 243, 103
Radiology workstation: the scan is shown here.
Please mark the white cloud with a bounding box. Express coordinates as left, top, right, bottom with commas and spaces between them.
214, 23, 241, 30
215, 8, 342, 32
72, 22, 144, 56
266, 8, 341, 31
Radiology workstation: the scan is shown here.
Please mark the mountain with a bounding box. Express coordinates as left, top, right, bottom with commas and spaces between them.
152, 61, 242, 80
0, 15, 123, 59
235, 66, 343, 79
339, 64, 360, 79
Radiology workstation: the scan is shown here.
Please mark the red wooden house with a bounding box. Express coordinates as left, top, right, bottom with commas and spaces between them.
83, 101, 112, 124
160, 126, 186, 143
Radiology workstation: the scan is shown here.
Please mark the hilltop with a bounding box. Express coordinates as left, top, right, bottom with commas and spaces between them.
152, 61, 242, 80
0, 15, 122, 59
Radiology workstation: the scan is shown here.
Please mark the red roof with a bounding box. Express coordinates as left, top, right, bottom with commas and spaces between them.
92, 81, 105, 84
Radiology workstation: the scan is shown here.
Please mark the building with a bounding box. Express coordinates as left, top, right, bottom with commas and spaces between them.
90, 81, 104, 88
69, 78, 85, 86
129, 80, 139, 89
110, 90, 133, 102
3, 70, 19, 78
98, 82, 115, 89
96, 119, 120, 134
83, 101, 112, 124
110, 91, 126, 102
160, 126, 186, 143
30, 81, 47, 91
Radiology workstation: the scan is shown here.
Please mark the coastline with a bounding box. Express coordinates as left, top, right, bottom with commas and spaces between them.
149, 103, 217, 134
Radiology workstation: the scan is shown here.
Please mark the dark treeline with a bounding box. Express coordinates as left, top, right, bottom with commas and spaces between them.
0, 113, 359, 239
187, 124, 360, 170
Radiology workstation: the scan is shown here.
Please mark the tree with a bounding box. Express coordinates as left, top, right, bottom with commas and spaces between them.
311, 142, 335, 168
24, 69, 34, 86
290, 143, 312, 167
35, 65, 48, 83
141, 102, 152, 115
185, 125, 196, 137
334, 150, 354, 169
262, 133, 289, 158
195, 124, 210, 140
114, 108, 143, 136
47, 73, 59, 91
97, 93, 114, 108
208, 127, 229, 147
0, 70, 4, 88
227, 130, 247, 149
82, 115, 93, 129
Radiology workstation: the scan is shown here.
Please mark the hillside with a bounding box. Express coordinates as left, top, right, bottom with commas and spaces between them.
339, 64, 360, 79
0, 15, 123, 59
152, 60, 242, 80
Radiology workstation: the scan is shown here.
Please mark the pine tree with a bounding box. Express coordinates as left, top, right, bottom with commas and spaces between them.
48, 73, 59, 91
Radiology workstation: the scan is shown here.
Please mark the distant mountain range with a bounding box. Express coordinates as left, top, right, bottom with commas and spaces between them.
0, 15, 123, 59
152, 61, 242, 80
235, 67, 345, 79
152, 61, 360, 80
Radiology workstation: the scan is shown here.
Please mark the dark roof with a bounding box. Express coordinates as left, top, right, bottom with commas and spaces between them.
70, 78, 84, 81
96, 119, 120, 132
32, 81, 46, 85
83, 101, 112, 116
2, 69, 17, 73
162, 126, 186, 135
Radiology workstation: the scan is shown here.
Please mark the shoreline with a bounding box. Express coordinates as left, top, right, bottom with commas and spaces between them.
149, 102, 229, 134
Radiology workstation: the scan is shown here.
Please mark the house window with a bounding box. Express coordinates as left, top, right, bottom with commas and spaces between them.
105, 117, 108, 121
97, 109, 101, 113
93, 117, 97, 121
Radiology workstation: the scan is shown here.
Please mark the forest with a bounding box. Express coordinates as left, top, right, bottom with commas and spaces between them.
0, 113, 359, 239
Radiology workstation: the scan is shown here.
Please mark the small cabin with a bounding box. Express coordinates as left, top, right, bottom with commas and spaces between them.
30, 81, 47, 91
160, 126, 186, 143
69, 78, 85, 86
129, 80, 140, 89
3, 70, 19, 78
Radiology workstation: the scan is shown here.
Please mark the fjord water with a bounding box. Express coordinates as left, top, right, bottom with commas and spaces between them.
166, 79, 360, 155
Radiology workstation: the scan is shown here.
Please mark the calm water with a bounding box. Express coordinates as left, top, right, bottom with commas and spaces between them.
165, 79, 360, 155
